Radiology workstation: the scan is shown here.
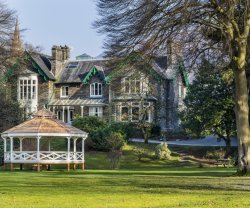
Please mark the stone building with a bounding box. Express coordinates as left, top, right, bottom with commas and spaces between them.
8, 20, 188, 132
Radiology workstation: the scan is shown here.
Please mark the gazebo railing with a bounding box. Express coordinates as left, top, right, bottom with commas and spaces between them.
4, 151, 84, 163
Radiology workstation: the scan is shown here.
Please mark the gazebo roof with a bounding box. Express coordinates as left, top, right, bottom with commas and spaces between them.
1, 109, 87, 138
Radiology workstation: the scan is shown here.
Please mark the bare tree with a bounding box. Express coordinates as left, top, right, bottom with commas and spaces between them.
94, 0, 250, 173
0, 1, 15, 82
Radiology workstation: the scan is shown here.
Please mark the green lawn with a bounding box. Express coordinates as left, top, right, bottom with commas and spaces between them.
1, 144, 250, 208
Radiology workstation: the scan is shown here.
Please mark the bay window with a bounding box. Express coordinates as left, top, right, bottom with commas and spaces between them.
120, 102, 152, 122
18, 77, 37, 100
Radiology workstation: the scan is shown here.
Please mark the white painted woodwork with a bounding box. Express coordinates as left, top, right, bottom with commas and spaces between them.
4, 151, 84, 164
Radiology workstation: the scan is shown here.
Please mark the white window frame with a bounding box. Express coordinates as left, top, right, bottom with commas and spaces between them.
89, 107, 103, 117
18, 76, 38, 101
121, 76, 149, 94
90, 82, 102, 98
61, 86, 69, 98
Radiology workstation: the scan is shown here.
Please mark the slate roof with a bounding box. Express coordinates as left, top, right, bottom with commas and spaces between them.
56, 56, 177, 84
57, 59, 110, 83
30, 53, 55, 80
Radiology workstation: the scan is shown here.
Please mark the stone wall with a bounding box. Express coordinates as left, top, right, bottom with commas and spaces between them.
54, 76, 109, 99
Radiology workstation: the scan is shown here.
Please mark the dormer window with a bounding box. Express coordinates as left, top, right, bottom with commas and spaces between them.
61, 86, 69, 98
90, 83, 102, 97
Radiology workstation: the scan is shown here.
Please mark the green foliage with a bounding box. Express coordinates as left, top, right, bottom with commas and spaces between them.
107, 132, 125, 151
108, 122, 138, 141
72, 116, 127, 151
155, 143, 171, 160
133, 144, 149, 161
72, 115, 107, 133
0, 91, 23, 133
180, 59, 235, 144
205, 149, 225, 160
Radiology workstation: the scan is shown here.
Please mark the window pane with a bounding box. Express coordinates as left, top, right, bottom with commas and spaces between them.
32, 86, 36, 99
24, 85, 27, 99
121, 107, 129, 121
125, 79, 130, 93
99, 84, 102, 95
130, 79, 136, 93
95, 83, 98, 95
65, 87, 68, 96
136, 80, 140, 93
28, 86, 31, 99
132, 107, 139, 121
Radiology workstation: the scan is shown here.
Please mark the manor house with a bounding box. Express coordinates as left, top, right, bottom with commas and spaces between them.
8, 21, 188, 132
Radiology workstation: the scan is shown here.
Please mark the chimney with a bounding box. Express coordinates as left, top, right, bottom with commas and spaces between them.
167, 40, 182, 67
51, 45, 70, 77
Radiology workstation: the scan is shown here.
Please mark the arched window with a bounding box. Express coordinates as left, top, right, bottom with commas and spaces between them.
90, 83, 102, 97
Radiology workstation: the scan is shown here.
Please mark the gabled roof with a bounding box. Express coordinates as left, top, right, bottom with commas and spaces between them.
29, 53, 55, 80
57, 59, 110, 83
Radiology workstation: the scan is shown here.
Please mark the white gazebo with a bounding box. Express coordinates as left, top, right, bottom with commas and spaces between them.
1, 109, 88, 172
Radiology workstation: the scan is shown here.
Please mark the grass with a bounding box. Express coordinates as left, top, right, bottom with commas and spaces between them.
1, 144, 250, 208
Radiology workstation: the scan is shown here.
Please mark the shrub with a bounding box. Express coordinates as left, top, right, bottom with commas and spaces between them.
151, 125, 161, 137
91, 127, 110, 151
73, 116, 127, 151
133, 145, 149, 161
205, 148, 225, 160
108, 122, 139, 141
107, 132, 125, 151
72, 115, 107, 133
155, 143, 171, 160
108, 150, 123, 169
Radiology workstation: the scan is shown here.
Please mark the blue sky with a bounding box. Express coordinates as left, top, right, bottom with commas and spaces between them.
5, 0, 104, 59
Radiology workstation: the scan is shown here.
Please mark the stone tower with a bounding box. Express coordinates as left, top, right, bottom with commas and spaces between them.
11, 19, 23, 56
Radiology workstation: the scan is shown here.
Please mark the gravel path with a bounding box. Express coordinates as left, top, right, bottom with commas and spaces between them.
130, 136, 238, 147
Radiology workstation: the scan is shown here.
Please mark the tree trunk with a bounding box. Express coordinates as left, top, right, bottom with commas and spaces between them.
224, 138, 231, 159
233, 45, 250, 173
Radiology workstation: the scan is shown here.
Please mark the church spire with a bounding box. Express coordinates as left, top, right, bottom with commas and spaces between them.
11, 18, 23, 56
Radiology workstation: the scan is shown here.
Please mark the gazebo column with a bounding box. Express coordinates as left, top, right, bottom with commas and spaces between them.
19, 138, 24, 171
2, 137, 6, 171
52, 106, 55, 114
73, 138, 77, 171
10, 137, 14, 171
81, 137, 85, 171
67, 137, 71, 172
62, 106, 65, 122
36, 136, 41, 172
